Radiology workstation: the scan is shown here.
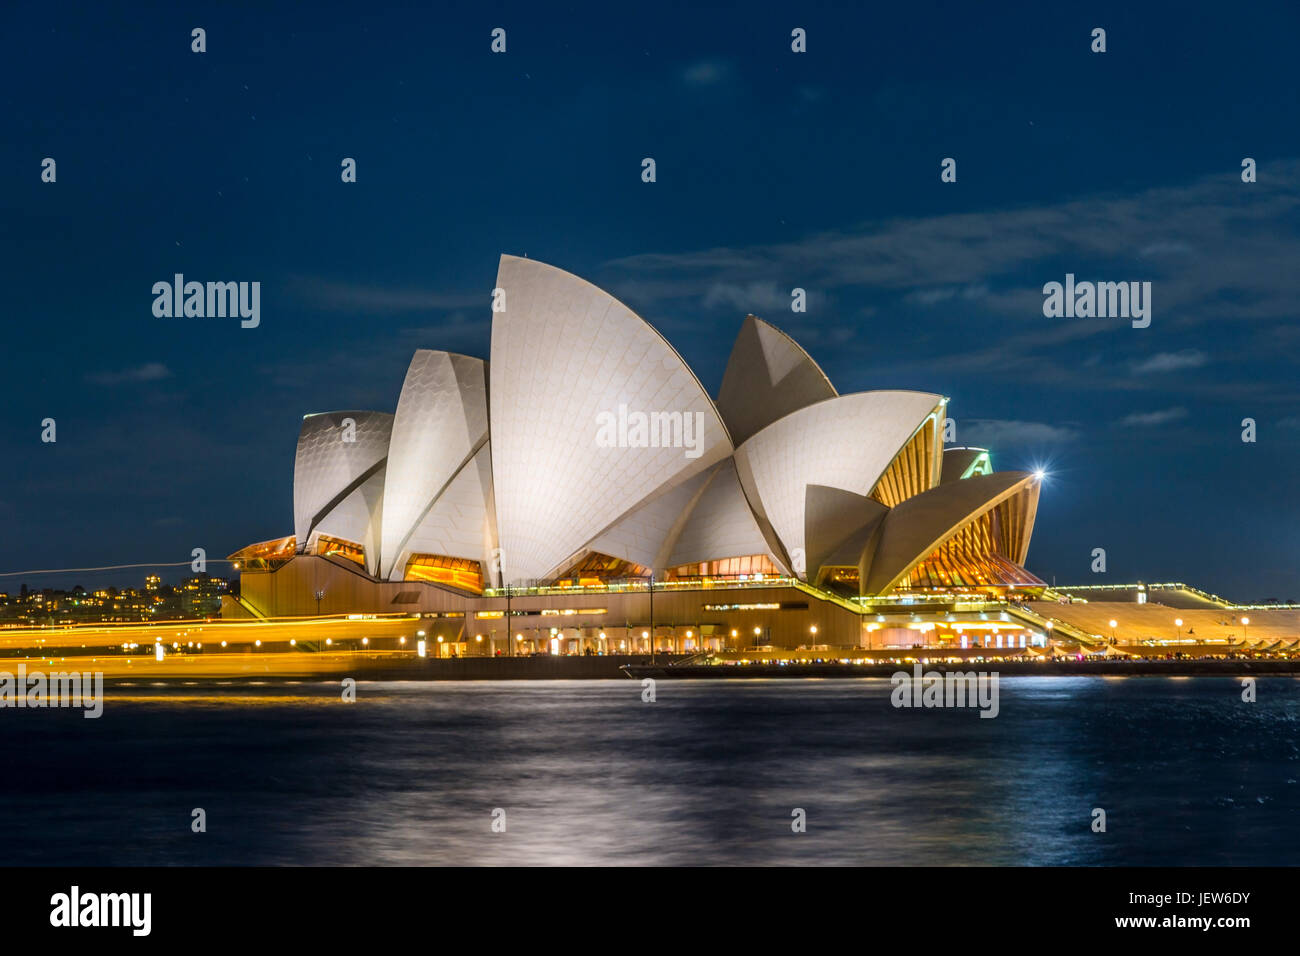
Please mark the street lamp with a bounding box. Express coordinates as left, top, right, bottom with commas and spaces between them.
1109, 619, 1118, 643
648, 572, 655, 663
1241, 616, 1250, 644
1175, 618, 1183, 642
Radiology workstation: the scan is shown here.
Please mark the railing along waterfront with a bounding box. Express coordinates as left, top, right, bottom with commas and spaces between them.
1048, 581, 1300, 611
483, 576, 803, 598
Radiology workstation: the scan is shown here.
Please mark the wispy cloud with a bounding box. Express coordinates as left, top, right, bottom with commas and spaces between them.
1130, 350, 1209, 374
1138, 241, 1194, 258
680, 59, 733, 87
904, 284, 989, 306
86, 362, 172, 386
1119, 407, 1188, 427
703, 281, 792, 312
959, 419, 1081, 447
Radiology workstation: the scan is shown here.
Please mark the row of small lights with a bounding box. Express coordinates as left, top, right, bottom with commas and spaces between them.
77, 612, 1265, 660
1103, 616, 1250, 634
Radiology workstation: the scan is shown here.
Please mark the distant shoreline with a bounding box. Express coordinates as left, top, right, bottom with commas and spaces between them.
623, 659, 1300, 680
62, 655, 1300, 686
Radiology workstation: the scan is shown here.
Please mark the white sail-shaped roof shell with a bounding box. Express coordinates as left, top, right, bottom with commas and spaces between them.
379, 351, 491, 579
383, 443, 496, 582
733, 391, 944, 578
580, 469, 713, 572
863, 471, 1040, 594
489, 255, 733, 584
717, 315, 837, 446
292, 410, 393, 575
666, 459, 777, 570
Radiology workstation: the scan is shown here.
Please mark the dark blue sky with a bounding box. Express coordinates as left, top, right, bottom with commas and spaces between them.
3, 1, 1299, 599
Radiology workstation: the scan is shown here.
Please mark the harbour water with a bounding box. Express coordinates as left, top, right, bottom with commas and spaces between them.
3, 677, 1297, 865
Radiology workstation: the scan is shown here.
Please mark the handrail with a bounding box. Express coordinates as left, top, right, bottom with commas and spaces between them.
226, 592, 268, 621
999, 603, 1104, 648
1049, 581, 1300, 611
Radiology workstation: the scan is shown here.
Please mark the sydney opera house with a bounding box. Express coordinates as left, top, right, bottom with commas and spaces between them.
228, 256, 1045, 653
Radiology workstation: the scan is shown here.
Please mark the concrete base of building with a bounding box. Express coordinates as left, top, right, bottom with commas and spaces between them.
236, 554, 874, 651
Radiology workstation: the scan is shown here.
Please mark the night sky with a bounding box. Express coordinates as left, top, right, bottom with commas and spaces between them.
4, 1, 1299, 600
